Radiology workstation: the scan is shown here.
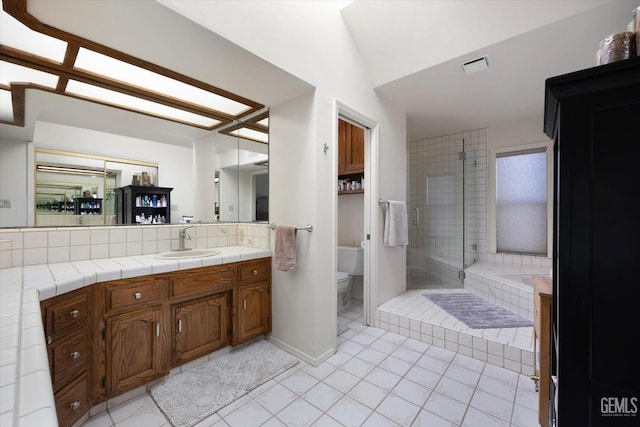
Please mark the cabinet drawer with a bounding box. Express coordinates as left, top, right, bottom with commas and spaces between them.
105, 278, 164, 313
49, 326, 88, 392
238, 259, 269, 285
55, 373, 89, 427
170, 265, 236, 298
43, 290, 87, 336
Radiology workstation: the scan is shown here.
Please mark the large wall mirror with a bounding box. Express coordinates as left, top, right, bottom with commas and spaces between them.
30, 109, 268, 228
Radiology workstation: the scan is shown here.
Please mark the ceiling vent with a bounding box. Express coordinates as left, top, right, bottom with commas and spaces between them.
461, 56, 490, 74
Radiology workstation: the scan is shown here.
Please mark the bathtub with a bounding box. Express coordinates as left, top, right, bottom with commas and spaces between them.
496, 274, 534, 289
463, 263, 551, 321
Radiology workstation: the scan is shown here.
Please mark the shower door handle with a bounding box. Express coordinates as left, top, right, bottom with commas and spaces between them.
412, 208, 420, 226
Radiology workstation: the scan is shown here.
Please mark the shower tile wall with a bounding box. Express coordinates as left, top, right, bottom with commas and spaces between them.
407, 129, 487, 285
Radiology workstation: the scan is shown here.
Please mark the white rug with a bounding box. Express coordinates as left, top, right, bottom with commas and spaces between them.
148, 340, 299, 426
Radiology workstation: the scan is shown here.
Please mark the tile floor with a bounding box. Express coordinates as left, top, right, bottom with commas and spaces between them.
81, 300, 540, 427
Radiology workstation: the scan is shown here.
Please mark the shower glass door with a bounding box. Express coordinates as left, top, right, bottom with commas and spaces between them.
407, 135, 477, 289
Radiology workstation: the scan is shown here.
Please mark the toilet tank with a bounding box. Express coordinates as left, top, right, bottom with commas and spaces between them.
337, 246, 364, 275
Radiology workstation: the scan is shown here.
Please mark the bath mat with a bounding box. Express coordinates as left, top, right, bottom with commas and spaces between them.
148, 340, 299, 426
424, 292, 533, 329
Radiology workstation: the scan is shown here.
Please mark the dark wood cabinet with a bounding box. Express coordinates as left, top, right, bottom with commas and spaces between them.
74, 198, 102, 215
172, 293, 230, 366
236, 258, 271, 344
47, 257, 271, 415
338, 118, 365, 174
115, 185, 172, 224
338, 118, 365, 195
544, 57, 640, 426
41, 288, 88, 427
237, 282, 270, 344
105, 305, 166, 396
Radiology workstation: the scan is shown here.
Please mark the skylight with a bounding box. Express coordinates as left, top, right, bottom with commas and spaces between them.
74, 48, 253, 116
66, 80, 222, 128
0, 9, 67, 62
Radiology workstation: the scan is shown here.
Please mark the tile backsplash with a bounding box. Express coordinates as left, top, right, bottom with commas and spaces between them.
0, 223, 270, 269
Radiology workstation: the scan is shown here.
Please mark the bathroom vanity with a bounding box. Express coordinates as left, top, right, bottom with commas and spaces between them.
40, 256, 271, 426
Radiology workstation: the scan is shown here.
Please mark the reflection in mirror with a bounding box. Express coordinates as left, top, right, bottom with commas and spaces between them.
35, 149, 158, 226
215, 110, 269, 223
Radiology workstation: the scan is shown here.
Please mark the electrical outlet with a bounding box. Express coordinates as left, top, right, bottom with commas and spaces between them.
0, 199, 11, 208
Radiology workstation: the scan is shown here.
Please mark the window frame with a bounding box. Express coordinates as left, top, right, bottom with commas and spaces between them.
488, 141, 554, 257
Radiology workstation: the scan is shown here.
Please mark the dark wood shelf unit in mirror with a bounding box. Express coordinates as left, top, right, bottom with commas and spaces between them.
115, 186, 172, 224
74, 198, 102, 215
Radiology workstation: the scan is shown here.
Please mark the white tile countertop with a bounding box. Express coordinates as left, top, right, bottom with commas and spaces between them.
0, 246, 271, 427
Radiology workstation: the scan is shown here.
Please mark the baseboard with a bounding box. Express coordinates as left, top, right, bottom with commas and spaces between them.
267, 335, 335, 367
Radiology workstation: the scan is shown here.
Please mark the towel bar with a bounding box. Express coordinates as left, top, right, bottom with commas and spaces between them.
378, 199, 407, 205
268, 223, 313, 232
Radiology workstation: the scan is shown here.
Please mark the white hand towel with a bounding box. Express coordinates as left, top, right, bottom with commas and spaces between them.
384, 201, 408, 247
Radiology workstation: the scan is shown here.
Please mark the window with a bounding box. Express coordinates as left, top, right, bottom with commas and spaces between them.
490, 143, 552, 257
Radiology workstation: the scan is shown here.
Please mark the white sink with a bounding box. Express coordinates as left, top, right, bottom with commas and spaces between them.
153, 248, 221, 260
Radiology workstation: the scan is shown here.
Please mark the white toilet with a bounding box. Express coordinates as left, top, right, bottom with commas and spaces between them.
337, 245, 364, 313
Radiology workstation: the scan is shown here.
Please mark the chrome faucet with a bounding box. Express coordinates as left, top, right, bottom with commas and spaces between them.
177, 226, 194, 251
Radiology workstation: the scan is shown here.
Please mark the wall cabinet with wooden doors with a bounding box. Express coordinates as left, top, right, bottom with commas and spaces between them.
338, 118, 365, 195
41, 287, 89, 427
338, 118, 365, 174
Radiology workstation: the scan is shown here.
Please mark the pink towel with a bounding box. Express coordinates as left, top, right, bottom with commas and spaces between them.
275, 226, 297, 271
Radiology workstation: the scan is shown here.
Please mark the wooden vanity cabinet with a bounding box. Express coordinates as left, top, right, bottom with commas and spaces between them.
83, 257, 271, 407
99, 276, 169, 399
236, 259, 271, 344
41, 287, 89, 427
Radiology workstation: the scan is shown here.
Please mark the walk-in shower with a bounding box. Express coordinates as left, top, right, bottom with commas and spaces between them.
407, 131, 481, 289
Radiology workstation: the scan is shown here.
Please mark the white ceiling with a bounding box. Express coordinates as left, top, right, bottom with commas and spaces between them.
1, 0, 638, 144
340, 0, 638, 139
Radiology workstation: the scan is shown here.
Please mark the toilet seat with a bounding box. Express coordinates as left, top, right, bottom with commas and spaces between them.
337, 271, 350, 283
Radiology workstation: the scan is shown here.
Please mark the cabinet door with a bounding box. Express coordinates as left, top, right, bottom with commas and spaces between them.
106, 306, 165, 397
173, 293, 229, 366
237, 282, 271, 344
338, 119, 365, 174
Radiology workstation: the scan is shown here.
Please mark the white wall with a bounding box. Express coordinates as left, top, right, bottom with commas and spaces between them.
194, 2, 407, 364
31, 122, 195, 223
193, 135, 216, 222
488, 115, 551, 151
0, 139, 29, 227
338, 194, 364, 247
